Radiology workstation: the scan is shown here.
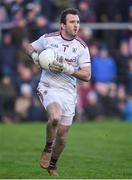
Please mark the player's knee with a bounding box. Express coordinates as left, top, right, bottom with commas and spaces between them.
52, 118, 59, 126
50, 115, 60, 126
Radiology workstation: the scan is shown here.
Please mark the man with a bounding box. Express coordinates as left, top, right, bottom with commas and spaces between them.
26, 8, 91, 176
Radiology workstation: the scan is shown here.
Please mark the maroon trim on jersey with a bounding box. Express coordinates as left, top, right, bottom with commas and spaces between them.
83, 62, 91, 63
36, 88, 43, 104
44, 31, 60, 38
60, 32, 75, 41
75, 37, 87, 48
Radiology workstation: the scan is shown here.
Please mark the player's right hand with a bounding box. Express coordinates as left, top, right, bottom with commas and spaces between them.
31, 52, 40, 66
49, 60, 63, 73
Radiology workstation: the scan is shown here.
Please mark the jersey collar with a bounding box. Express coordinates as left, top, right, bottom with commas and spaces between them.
60, 32, 75, 41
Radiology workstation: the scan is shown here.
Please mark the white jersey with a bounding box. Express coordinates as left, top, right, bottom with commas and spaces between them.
32, 32, 91, 94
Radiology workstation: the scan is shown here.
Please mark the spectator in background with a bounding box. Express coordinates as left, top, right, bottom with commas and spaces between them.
41, 0, 53, 21
106, 83, 118, 117
127, 6, 132, 22
15, 66, 33, 94
77, 0, 96, 23
116, 40, 130, 87
122, 93, 132, 121
25, 2, 49, 41
14, 82, 45, 122
95, 0, 122, 22
126, 57, 132, 94
30, 64, 40, 93
89, 41, 99, 59
92, 45, 117, 84
77, 81, 103, 121
51, 0, 72, 21
0, 32, 17, 78
14, 83, 33, 121
79, 27, 93, 45
116, 86, 126, 118
26, 4, 39, 41
77, 81, 93, 120
0, 75, 17, 122
11, 5, 23, 22
92, 45, 117, 116
35, 16, 51, 39
12, 18, 28, 47
0, 4, 8, 22
118, 0, 132, 22
84, 91, 103, 121
129, 37, 132, 55
10, 1, 28, 47
94, 0, 121, 50
17, 38, 32, 67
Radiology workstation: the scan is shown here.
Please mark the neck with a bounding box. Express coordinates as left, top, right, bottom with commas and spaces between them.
60, 31, 75, 41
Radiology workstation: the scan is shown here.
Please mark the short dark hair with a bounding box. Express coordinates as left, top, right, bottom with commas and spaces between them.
60, 8, 80, 24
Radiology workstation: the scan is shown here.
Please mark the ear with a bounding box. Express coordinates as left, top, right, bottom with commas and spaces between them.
61, 23, 66, 30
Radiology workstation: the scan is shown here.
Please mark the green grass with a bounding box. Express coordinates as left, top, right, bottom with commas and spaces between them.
0, 121, 132, 179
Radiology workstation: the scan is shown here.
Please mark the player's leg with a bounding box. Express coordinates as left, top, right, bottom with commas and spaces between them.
48, 122, 71, 176
40, 102, 62, 169
46, 102, 62, 142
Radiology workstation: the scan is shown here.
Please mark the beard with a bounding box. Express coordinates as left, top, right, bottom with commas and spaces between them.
66, 30, 77, 39
61, 28, 78, 40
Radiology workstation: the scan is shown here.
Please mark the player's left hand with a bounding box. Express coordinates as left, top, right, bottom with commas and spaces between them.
62, 62, 74, 75
49, 60, 74, 75
57, 56, 74, 75
49, 60, 63, 73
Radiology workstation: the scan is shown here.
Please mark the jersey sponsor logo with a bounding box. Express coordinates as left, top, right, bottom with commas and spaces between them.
58, 56, 77, 64
65, 57, 77, 63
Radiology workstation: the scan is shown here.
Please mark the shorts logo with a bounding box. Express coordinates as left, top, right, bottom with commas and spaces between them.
44, 90, 48, 95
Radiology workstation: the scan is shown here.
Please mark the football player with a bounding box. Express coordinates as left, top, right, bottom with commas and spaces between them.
26, 8, 91, 176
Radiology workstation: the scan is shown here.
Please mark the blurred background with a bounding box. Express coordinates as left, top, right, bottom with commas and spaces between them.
0, 0, 132, 123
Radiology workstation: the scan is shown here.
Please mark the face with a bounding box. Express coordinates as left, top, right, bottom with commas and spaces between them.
61, 14, 80, 39
100, 49, 108, 58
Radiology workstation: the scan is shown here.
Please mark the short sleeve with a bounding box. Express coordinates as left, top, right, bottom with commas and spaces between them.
78, 47, 91, 68
31, 35, 47, 52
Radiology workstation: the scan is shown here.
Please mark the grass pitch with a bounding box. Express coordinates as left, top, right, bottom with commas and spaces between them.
0, 120, 132, 179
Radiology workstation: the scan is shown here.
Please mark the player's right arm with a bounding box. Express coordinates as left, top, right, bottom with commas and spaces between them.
26, 35, 66, 73
26, 43, 63, 73
26, 35, 47, 66
26, 43, 40, 66
26, 43, 35, 56
26, 35, 63, 72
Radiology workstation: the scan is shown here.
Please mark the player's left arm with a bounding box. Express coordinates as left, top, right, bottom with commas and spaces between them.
72, 66, 91, 82
54, 46, 91, 80
55, 61, 91, 81
73, 46, 91, 81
